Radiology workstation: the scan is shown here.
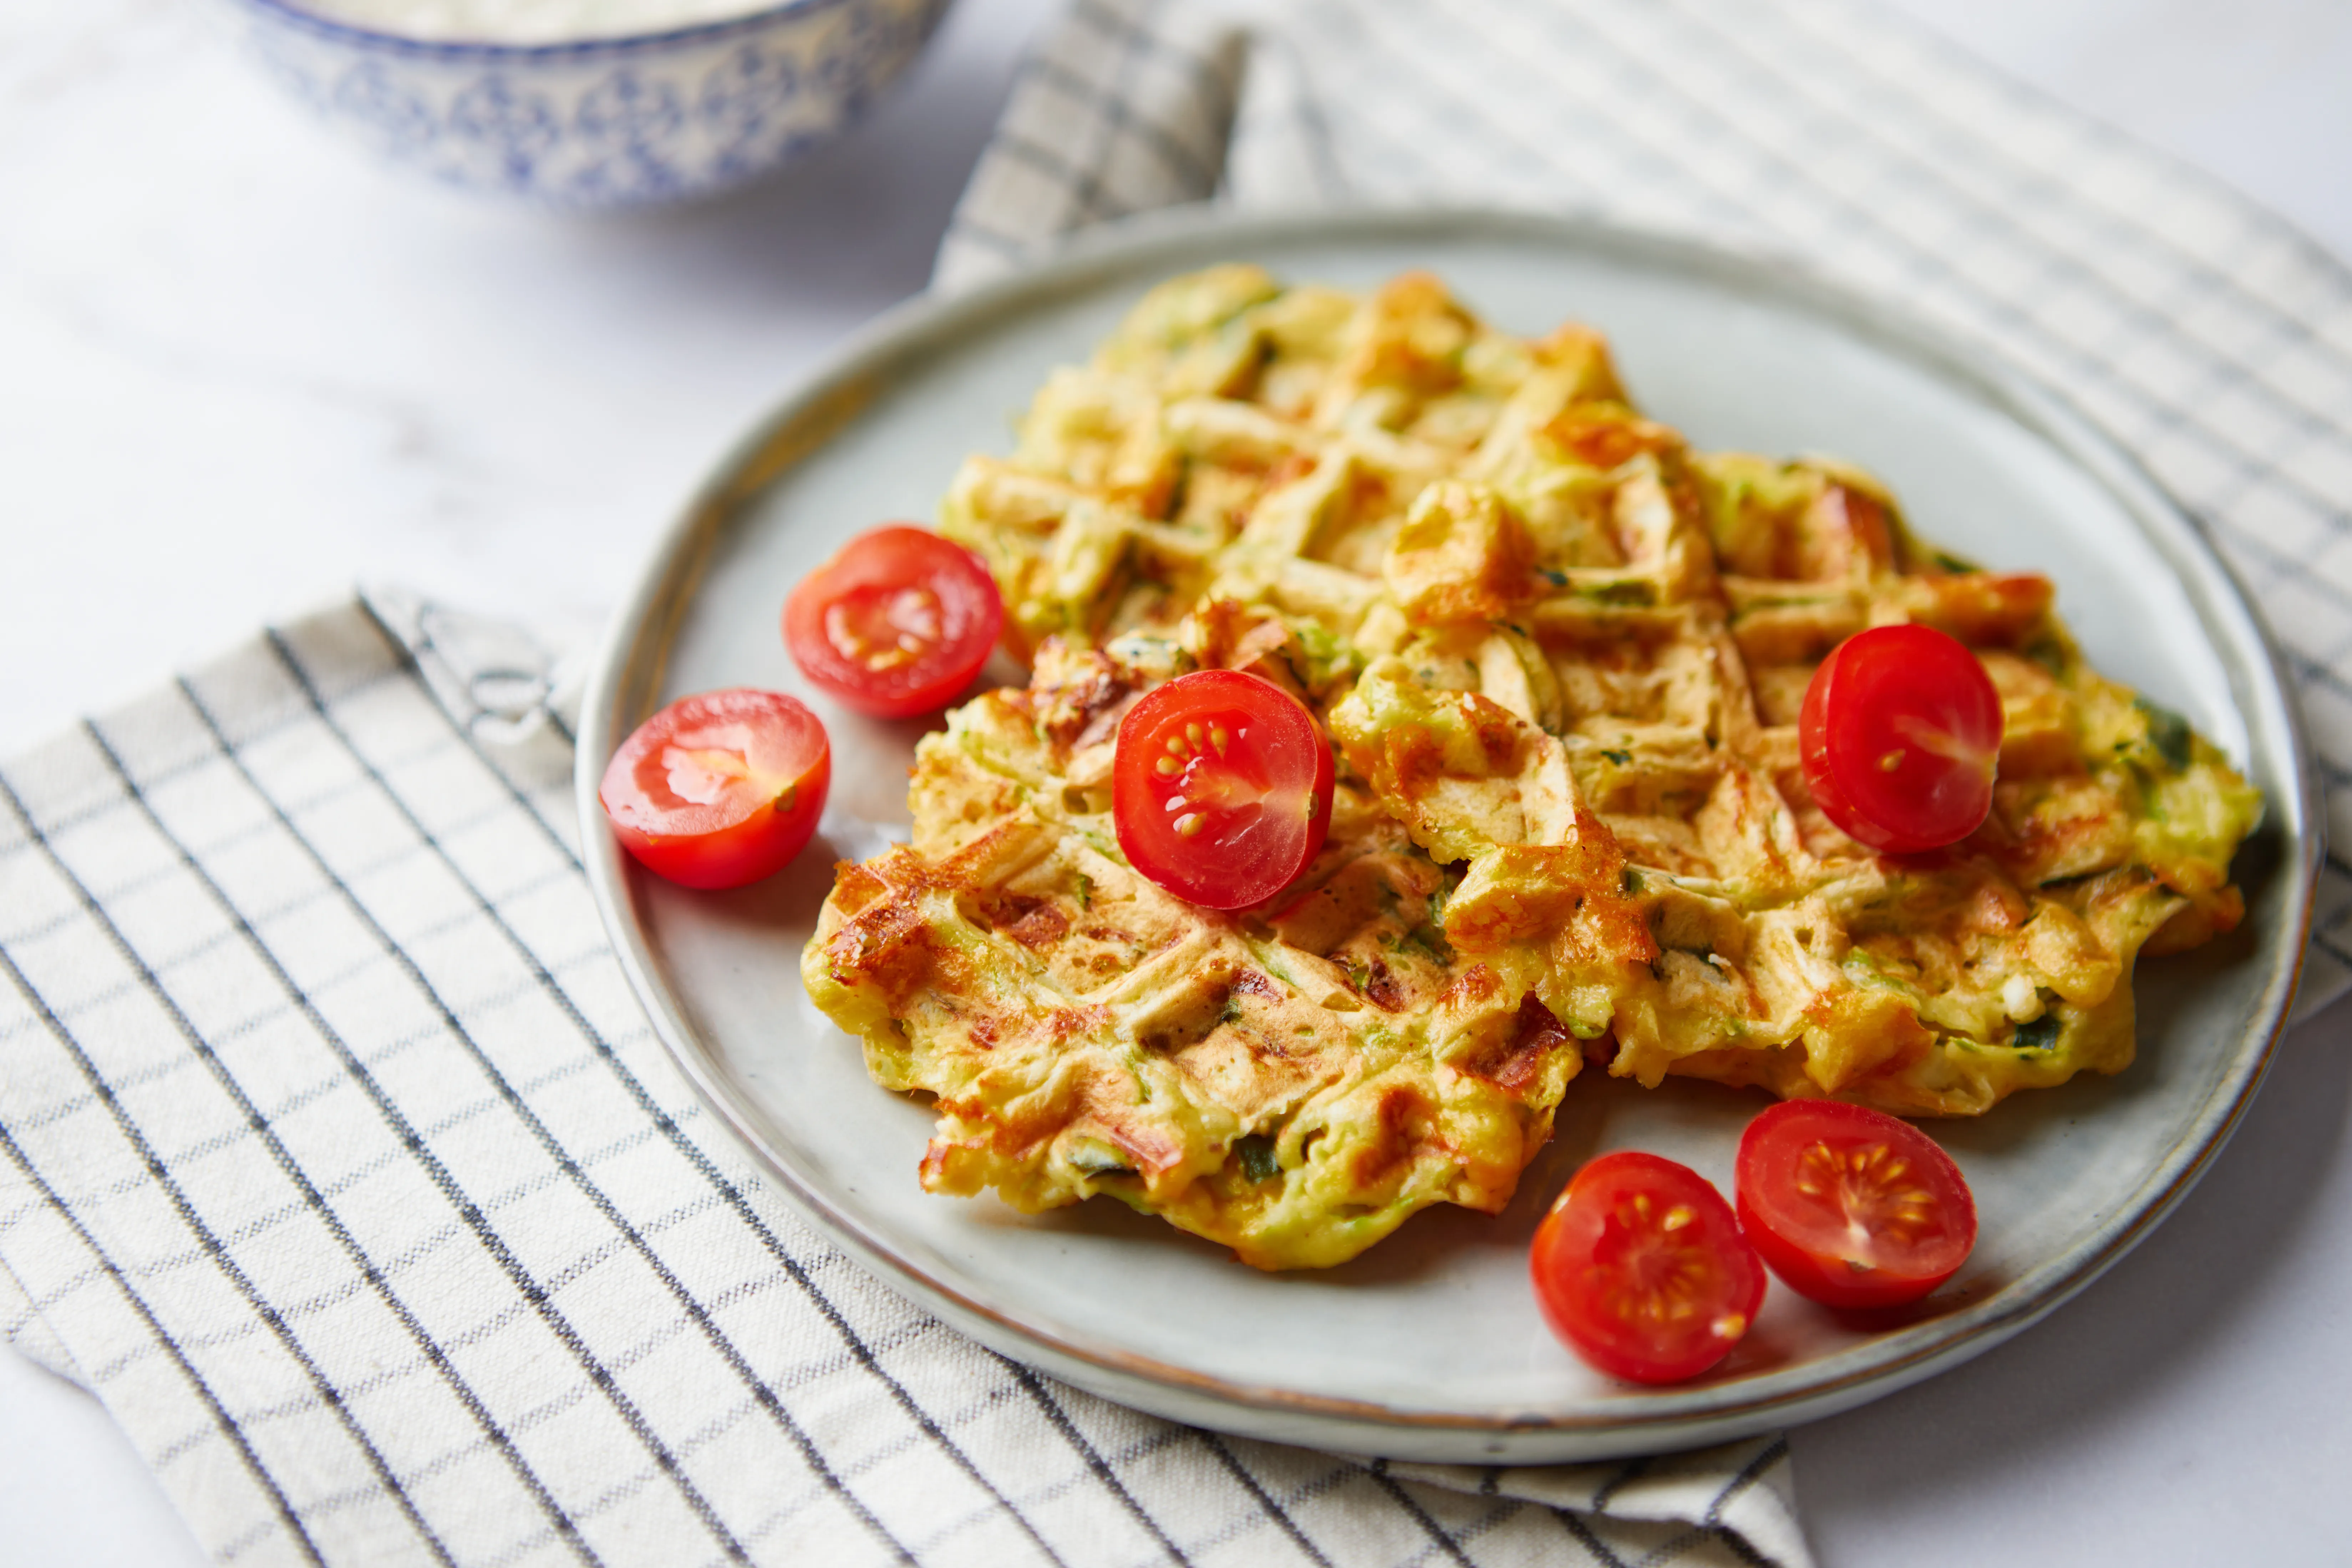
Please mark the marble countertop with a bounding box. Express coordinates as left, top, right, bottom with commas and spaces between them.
5, 0, 2352, 1562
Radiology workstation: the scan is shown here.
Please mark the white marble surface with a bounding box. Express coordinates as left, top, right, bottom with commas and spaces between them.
4, 0, 2352, 1563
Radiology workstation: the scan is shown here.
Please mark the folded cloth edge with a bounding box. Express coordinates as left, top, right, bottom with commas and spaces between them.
0, 588, 1809, 1568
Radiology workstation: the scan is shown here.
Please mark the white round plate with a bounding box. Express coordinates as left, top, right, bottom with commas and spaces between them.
577, 208, 2318, 1463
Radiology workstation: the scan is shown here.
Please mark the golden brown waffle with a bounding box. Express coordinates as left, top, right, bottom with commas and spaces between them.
804, 637, 1583, 1269
804, 266, 2261, 1268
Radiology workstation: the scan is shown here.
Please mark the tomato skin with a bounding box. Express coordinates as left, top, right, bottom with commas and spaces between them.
1530, 1151, 1766, 1384
1112, 670, 1334, 911
600, 689, 830, 890
784, 526, 1005, 718
1734, 1099, 1977, 1310
1800, 622, 2003, 854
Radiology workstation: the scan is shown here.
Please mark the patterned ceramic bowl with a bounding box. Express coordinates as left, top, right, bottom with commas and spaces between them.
224, 0, 952, 208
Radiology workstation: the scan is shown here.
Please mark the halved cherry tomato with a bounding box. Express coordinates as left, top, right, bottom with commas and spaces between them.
1112, 670, 1334, 911
1530, 1151, 1766, 1384
784, 526, 1004, 718
600, 689, 830, 890
1735, 1098, 1976, 1310
1800, 622, 2002, 854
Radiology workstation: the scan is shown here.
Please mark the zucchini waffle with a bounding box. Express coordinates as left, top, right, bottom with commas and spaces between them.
803, 266, 2261, 1269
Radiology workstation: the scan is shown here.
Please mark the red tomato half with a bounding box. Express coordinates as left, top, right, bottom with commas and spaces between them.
1530, 1151, 1767, 1384
1112, 670, 1334, 911
1735, 1099, 1977, 1310
600, 689, 830, 890
1800, 622, 2002, 854
784, 526, 1005, 718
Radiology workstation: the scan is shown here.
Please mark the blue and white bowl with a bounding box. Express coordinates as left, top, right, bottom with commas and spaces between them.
226, 0, 951, 208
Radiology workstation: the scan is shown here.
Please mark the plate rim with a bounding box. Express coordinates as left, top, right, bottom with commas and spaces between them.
575, 203, 2323, 1461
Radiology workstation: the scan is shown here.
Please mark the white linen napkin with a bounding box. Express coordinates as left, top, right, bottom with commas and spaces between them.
939, 0, 2352, 1002
0, 587, 1805, 1567
9, 1, 2351, 1564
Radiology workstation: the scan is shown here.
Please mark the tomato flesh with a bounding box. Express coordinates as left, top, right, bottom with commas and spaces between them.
1112, 670, 1334, 911
1530, 1150, 1766, 1384
1735, 1098, 1977, 1310
600, 689, 830, 890
1800, 622, 2003, 854
784, 526, 1004, 718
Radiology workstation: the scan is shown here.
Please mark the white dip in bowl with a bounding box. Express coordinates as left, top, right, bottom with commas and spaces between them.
225, 0, 951, 206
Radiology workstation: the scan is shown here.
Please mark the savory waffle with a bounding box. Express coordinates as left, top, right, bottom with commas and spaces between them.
804, 637, 1579, 1268
803, 266, 2261, 1268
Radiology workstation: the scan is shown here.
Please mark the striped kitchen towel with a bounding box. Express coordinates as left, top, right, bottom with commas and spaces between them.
940, 0, 2352, 1002
0, 587, 1804, 1567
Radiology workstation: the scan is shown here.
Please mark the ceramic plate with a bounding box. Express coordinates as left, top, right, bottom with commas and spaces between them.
577, 208, 2318, 1463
